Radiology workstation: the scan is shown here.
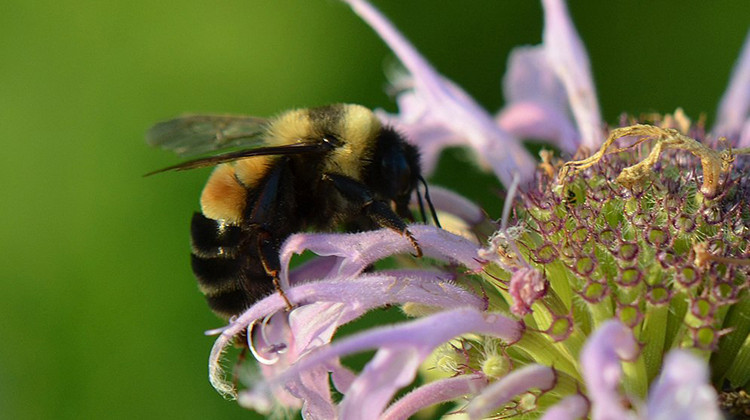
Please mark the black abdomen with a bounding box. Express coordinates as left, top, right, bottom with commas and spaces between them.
190, 213, 275, 318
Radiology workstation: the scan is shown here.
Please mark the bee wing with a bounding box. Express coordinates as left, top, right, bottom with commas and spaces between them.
146, 114, 269, 157
144, 141, 333, 176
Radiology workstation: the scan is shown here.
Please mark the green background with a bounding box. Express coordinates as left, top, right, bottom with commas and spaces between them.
1, 1, 746, 418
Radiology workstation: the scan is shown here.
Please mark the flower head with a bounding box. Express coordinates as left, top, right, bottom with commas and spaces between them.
203, 1, 750, 418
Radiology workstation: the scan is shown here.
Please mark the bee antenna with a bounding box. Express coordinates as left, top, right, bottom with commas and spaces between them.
418, 175, 441, 228
416, 183, 427, 224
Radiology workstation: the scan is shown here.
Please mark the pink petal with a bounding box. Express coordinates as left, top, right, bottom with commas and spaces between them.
339, 347, 423, 420
542, 0, 603, 149
285, 366, 337, 420
740, 118, 750, 147
715, 29, 750, 145
274, 308, 523, 380
540, 394, 590, 420
504, 46, 569, 109
580, 320, 639, 420
508, 267, 547, 317
343, 0, 536, 186
500, 46, 579, 154
268, 308, 522, 416
497, 100, 580, 154
646, 350, 722, 420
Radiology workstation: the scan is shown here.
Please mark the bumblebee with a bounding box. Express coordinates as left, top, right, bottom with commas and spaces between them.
148, 104, 438, 318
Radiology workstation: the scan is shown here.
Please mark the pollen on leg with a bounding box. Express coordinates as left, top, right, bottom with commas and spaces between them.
201, 164, 247, 224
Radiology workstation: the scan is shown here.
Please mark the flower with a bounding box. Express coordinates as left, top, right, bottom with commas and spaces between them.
204, 1, 750, 419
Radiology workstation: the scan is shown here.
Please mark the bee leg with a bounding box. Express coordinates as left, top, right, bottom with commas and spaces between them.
323, 173, 422, 258
366, 201, 422, 258
256, 230, 293, 310
245, 162, 295, 311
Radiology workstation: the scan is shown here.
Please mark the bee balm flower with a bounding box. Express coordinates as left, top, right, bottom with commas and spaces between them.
202, 1, 750, 419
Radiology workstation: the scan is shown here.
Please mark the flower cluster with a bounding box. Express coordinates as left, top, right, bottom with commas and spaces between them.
205, 0, 750, 418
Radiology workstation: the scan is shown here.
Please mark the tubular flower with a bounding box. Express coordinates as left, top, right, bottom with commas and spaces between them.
203, 1, 750, 419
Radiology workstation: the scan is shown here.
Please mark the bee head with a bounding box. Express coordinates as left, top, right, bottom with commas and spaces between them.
372, 127, 422, 219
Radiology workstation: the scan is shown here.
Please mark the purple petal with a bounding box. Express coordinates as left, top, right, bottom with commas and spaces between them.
286, 272, 485, 354
249, 311, 293, 364
497, 100, 580, 154
381, 374, 489, 420
339, 347, 423, 420
466, 364, 556, 419
646, 350, 722, 420
715, 29, 750, 145
237, 386, 277, 414
289, 302, 351, 355
274, 308, 523, 379
209, 271, 484, 397
287, 255, 342, 286
740, 119, 750, 147
504, 46, 569, 109
500, 46, 579, 153
285, 366, 337, 420
580, 320, 639, 420
330, 359, 357, 394
541, 0, 603, 149
209, 298, 290, 397
540, 394, 589, 420
343, 0, 537, 186
279, 225, 486, 288
269, 308, 523, 416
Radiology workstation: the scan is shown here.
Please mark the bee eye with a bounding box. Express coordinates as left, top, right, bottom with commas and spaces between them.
399, 168, 412, 196
381, 153, 412, 197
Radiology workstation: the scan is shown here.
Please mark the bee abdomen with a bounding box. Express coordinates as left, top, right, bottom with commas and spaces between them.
190, 253, 242, 293
190, 212, 274, 318
190, 212, 242, 258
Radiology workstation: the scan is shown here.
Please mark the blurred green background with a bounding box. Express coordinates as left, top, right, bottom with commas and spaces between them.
1, 0, 746, 418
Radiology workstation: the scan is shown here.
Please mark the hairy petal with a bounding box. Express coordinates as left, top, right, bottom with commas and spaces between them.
466, 364, 556, 419
342, 0, 536, 185
286, 272, 486, 356
646, 350, 722, 420
209, 271, 484, 398
269, 308, 522, 417
541, 0, 602, 149
279, 225, 485, 288
580, 320, 639, 420
272, 308, 523, 382
208, 298, 289, 397
715, 29, 750, 146
381, 374, 489, 420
